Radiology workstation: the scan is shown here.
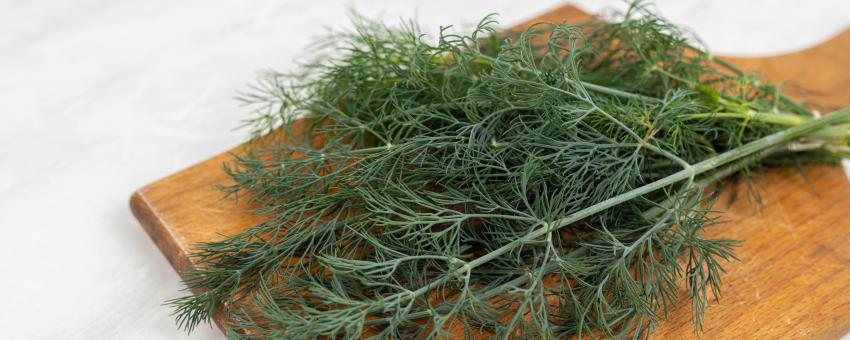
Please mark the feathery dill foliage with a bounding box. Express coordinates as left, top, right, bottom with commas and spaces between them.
170, 3, 850, 339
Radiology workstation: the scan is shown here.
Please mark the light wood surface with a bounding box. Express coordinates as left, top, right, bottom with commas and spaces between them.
130, 5, 850, 338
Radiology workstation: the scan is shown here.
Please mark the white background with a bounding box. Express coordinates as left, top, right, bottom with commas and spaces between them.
2, 1, 849, 339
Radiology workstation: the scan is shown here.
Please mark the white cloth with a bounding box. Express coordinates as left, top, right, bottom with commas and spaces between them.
1, 1, 848, 339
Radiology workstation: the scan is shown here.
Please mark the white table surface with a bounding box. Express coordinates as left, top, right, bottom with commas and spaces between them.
2, 1, 849, 339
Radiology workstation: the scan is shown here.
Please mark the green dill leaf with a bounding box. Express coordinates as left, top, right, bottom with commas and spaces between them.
168, 2, 850, 338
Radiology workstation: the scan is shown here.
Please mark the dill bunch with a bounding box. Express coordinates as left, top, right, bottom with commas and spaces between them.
170, 3, 850, 338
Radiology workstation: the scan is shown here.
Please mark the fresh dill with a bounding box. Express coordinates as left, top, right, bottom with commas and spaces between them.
168, 2, 850, 338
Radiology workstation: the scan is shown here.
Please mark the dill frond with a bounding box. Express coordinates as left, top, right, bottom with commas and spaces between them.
168, 2, 850, 338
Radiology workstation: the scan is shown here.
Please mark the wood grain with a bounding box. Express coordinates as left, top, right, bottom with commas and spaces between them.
130, 5, 850, 338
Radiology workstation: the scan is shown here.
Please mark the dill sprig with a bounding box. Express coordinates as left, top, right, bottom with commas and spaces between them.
169, 2, 850, 338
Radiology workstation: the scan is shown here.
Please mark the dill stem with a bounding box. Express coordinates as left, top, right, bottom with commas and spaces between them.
385, 105, 850, 308
683, 111, 849, 140
684, 111, 808, 125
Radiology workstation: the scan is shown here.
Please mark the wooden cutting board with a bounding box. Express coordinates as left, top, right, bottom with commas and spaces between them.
130, 5, 850, 339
